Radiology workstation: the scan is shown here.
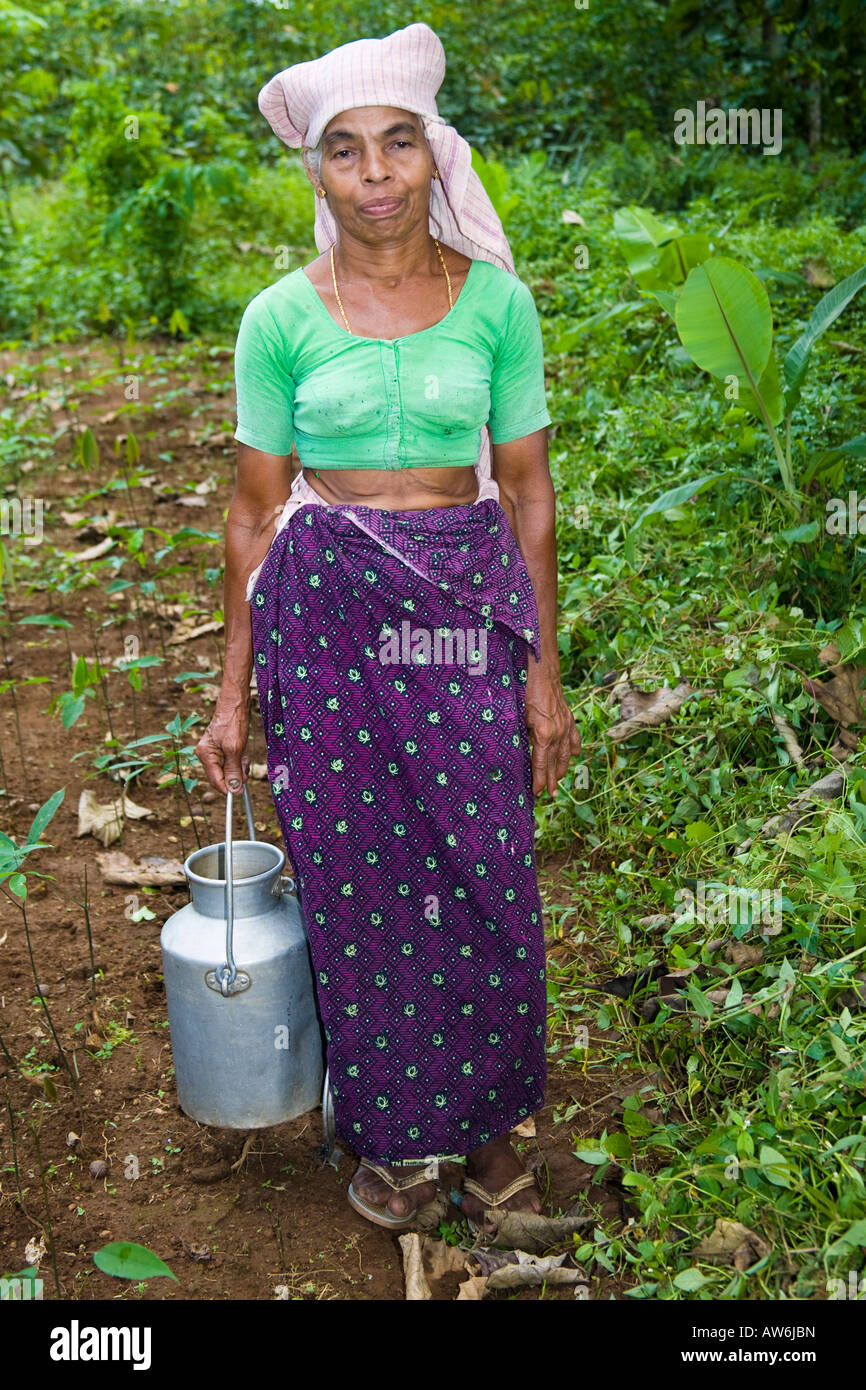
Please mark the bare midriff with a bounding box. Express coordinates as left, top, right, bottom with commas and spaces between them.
302, 464, 480, 511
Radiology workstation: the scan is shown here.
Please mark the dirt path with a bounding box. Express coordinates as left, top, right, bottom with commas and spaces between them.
0, 340, 636, 1299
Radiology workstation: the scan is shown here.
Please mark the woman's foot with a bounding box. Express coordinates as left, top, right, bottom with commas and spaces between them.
460, 1135, 542, 1232
350, 1162, 439, 1222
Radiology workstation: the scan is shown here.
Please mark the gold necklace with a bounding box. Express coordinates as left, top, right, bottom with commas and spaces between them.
329, 238, 453, 334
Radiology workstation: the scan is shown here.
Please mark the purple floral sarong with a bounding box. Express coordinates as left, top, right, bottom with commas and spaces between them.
249, 497, 547, 1163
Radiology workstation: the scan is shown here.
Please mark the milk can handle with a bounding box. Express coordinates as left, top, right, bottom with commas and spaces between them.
217, 784, 255, 996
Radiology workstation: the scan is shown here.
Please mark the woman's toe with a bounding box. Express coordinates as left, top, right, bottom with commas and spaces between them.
387, 1191, 410, 1217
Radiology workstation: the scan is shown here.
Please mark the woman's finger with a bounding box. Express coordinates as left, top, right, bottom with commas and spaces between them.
531, 739, 549, 795
195, 737, 225, 794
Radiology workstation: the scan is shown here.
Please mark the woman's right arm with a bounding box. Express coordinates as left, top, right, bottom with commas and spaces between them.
195, 444, 293, 794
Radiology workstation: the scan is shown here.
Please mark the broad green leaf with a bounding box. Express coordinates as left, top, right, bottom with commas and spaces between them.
675, 258, 773, 399
603, 1130, 633, 1161
655, 233, 713, 287
71, 654, 89, 699
17, 615, 73, 629
826, 1219, 866, 1255
629, 472, 729, 534
1, 1268, 41, 1286
673, 1268, 709, 1291
552, 300, 644, 351
686, 978, 715, 1019
735, 350, 785, 427
803, 434, 866, 486
469, 148, 521, 225
93, 1242, 178, 1282
759, 1143, 794, 1188
25, 788, 65, 847
78, 427, 100, 469
9, 872, 26, 900
573, 1147, 608, 1165
783, 263, 866, 414
753, 266, 809, 288
778, 520, 820, 544
641, 287, 678, 319
130, 905, 156, 922
59, 693, 86, 729
684, 820, 714, 844
613, 206, 681, 285
828, 1031, 852, 1067
726, 976, 743, 1009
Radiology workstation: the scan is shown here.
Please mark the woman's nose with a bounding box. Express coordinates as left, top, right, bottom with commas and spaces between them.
359, 148, 391, 181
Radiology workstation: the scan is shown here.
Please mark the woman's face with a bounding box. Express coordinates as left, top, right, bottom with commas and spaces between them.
315, 106, 434, 241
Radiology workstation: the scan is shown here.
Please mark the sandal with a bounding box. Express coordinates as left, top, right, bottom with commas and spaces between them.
347, 1158, 446, 1232
462, 1164, 540, 1235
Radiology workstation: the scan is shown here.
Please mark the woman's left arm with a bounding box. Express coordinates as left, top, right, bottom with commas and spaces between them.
492, 429, 582, 796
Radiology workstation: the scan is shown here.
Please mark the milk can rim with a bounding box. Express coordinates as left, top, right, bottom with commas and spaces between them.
183, 839, 286, 888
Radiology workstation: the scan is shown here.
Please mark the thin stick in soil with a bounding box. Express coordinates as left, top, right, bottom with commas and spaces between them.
81, 865, 98, 1009
174, 746, 201, 851
0, 631, 28, 777
8, 890, 79, 1100
29, 1119, 63, 1300
4, 1092, 41, 1230
86, 612, 116, 743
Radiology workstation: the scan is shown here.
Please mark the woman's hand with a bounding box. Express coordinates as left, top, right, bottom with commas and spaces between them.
195, 691, 251, 795
524, 665, 581, 797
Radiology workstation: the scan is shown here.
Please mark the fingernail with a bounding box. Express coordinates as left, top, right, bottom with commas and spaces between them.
228, 779, 240, 789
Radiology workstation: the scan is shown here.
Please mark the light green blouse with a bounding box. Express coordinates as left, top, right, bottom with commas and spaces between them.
232, 258, 551, 470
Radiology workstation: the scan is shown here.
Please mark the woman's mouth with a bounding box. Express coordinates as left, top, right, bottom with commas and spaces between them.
359, 198, 404, 217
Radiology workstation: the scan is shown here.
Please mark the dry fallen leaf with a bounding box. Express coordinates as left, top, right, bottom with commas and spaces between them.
95, 851, 186, 886
735, 767, 847, 854
471, 1210, 593, 1254
801, 257, 835, 288
693, 1218, 771, 1272
725, 942, 764, 968
72, 536, 115, 563
168, 617, 224, 645
802, 664, 866, 728
399, 1232, 432, 1301
607, 678, 710, 742
512, 1116, 536, 1138
24, 1235, 47, 1266
455, 1274, 488, 1300
423, 1238, 469, 1280
77, 790, 154, 847
462, 1248, 588, 1294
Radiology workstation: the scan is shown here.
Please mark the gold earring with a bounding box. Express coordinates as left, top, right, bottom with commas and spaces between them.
316, 186, 327, 198
432, 169, 440, 180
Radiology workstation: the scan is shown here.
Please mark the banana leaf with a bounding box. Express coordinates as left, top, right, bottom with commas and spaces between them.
655, 233, 713, 287
782, 263, 866, 415
613, 206, 681, 288
736, 350, 785, 427
675, 258, 774, 419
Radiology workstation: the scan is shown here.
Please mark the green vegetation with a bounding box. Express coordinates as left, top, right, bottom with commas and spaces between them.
1, 0, 865, 1302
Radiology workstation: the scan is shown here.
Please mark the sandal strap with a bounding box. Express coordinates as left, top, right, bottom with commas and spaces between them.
463, 1170, 537, 1208
359, 1160, 438, 1192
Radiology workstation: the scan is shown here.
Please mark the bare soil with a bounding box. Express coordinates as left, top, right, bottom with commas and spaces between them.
0, 340, 639, 1300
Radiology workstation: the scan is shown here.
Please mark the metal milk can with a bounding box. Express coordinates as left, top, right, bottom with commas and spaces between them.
160, 787, 324, 1129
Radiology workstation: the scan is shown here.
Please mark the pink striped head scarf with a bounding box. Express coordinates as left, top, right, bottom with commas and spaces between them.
257, 21, 519, 490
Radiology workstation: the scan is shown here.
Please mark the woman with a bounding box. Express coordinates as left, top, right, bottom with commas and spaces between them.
196, 23, 581, 1233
